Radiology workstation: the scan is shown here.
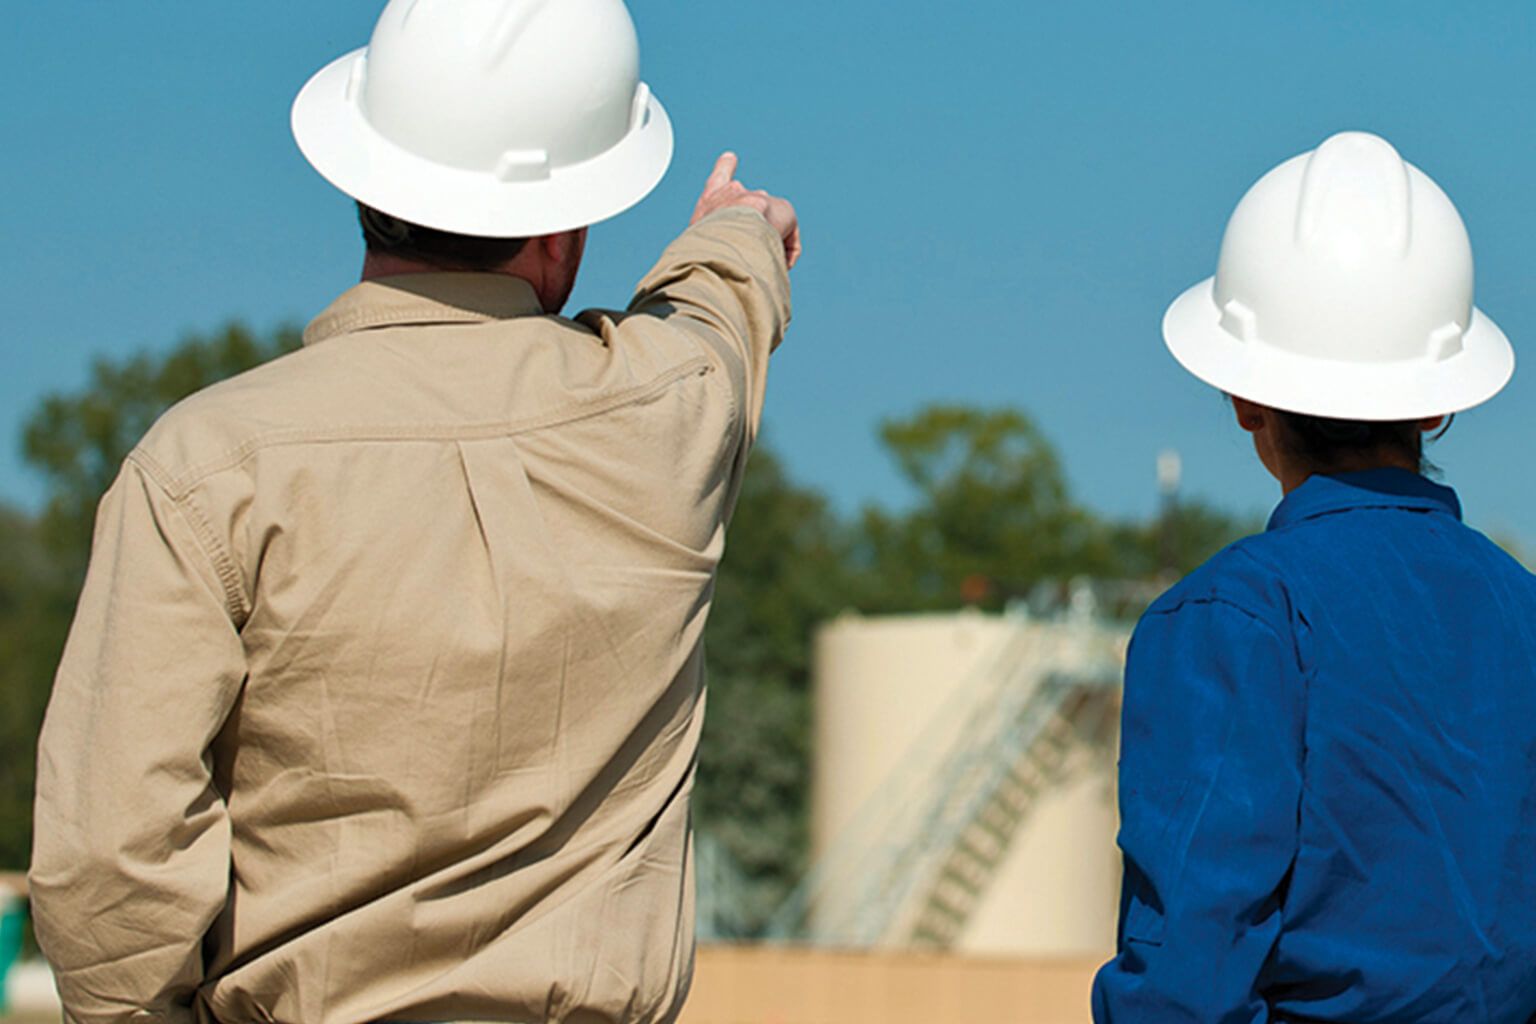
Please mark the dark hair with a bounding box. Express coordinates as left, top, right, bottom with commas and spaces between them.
358, 203, 528, 271
1275, 411, 1450, 474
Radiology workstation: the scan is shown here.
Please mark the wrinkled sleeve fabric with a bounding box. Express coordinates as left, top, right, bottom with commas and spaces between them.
30, 458, 247, 1024
622, 207, 792, 444
1092, 588, 1305, 1024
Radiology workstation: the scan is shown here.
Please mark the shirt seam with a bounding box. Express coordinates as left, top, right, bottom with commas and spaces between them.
1270, 498, 1456, 532
137, 356, 714, 499
672, 319, 744, 447
126, 451, 250, 623
1141, 593, 1286, 645
305, 307, 509, 346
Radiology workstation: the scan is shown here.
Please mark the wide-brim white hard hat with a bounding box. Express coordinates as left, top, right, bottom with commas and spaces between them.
292, 0, 674, 239
1164, 132, 1513, 421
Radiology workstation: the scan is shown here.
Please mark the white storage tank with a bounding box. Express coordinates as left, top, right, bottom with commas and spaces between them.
810, 611, 1123, 957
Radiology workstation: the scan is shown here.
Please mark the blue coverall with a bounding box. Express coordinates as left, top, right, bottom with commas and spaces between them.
1093, 469, 1536, 1023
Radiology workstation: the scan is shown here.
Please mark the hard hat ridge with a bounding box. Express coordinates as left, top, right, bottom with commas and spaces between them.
1293, 132, 1414, 257
1164, 131, 1511, 421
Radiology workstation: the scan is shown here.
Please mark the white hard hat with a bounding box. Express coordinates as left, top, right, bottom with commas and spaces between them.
291, 0, 673, 238
1164, 132, 1513, 421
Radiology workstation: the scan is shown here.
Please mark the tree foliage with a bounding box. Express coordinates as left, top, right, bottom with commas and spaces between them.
854, 405, 1243, 613
0, 506, 73, 869
696, 448, 856, 932
858, 406, 1105, 610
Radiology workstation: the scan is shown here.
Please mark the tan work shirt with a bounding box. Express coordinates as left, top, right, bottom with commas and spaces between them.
30, 209, 790, 1024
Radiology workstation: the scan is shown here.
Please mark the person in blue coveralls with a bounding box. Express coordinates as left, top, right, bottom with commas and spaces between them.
1092, 132, 1536, 1023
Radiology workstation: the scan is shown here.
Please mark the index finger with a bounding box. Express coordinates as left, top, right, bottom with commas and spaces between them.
705, 152, 739, 192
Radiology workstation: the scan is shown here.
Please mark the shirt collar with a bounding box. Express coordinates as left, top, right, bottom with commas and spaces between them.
1267, 468, 1463, 532
303, 273, 544, 347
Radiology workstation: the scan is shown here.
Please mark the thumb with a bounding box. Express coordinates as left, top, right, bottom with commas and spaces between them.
705, 151, 739, 192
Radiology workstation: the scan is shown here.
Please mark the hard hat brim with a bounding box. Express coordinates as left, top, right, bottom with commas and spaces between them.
1163, 278, 1515, 421
291, 50, 674, 238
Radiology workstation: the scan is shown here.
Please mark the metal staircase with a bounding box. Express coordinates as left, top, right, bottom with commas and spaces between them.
767, 603, 1125, 949
906, 682, 1115, 947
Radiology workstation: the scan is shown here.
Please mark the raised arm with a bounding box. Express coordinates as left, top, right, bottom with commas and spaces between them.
609, 153, 799, 444
30, 458, 247, 1024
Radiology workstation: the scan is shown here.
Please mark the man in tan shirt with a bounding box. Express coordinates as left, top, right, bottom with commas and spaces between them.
29, 2, 799, 1022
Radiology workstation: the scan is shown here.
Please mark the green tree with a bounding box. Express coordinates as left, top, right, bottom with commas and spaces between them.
853, 404, 1256, 615
22, 323, 301, 577
1092, 497, 1263, 583
696, 446, 856, 934
0, 505, 73, 869
856, 405, 1109, 611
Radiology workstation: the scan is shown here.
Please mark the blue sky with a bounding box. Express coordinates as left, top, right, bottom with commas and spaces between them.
4, 2, 1535, 546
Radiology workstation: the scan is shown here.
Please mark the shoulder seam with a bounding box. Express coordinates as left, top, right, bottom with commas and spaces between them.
306, 307, 491, 343
1227, 542, 1282, 580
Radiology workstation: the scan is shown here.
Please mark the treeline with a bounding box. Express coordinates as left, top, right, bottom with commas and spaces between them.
0, 324, 1255, 931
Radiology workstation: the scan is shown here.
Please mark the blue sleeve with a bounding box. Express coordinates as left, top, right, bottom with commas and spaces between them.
1092, 593, 1305, 1024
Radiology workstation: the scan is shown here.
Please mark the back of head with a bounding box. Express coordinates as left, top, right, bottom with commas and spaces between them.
1272, 411, 1438, 475
356, 203, 529, 272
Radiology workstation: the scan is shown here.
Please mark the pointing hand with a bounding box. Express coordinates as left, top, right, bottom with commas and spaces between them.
691, 152, 802, 270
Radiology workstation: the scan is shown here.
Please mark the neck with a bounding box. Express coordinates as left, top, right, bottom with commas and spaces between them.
358, 249, 566, 313
361, 252, 523, 282
1279, 452, 1420, 494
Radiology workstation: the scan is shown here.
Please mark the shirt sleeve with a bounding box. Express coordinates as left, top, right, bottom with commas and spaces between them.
29, 458, 247, 1024
1092, 593, 1305, 1024
621, 206, 792, 445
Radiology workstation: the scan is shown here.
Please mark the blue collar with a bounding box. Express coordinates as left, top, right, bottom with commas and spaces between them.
1267, 468, 1463, 532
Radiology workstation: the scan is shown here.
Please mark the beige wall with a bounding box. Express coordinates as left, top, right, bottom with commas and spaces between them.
0, 943, 1105, 1024
681, 945, 1100, 1024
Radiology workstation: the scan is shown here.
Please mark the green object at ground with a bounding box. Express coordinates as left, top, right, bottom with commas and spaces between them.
0, 896, 23, 1013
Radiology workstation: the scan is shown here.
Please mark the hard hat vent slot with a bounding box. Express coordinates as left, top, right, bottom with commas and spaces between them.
1428, 323, 1466, 363
1220, 300, 1259, 343
488, 0, 556, 67
1295, 133, 1413, 256
495, 150, 552, 183
346, 56, 368, 105
630, 84, 652, 132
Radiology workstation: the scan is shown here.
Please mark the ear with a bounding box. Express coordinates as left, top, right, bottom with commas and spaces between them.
1230, 396, 1267, 434
537, 232, 568, 262
1418, 416, 1446, 434
538, 229, 587, 264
